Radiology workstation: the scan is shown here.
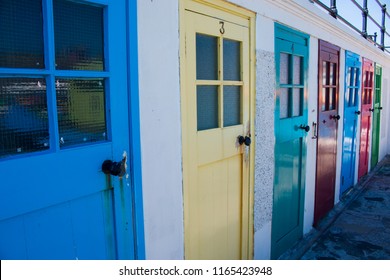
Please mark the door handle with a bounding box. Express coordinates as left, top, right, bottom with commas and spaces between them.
102, 157, 126, 177
299, 124, 310, 132
355, 110, 361, 115
378, 106, 383, 110
238, 135, 251, 146
369, 108, 375, 112
330, 114, 340, 120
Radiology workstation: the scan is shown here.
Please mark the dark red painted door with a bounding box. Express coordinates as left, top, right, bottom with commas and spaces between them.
358, 58, 374, 179
314, 40, 340, 225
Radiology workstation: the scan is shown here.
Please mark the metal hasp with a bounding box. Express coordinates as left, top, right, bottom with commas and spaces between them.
299, 124, 310, 132
238, 135, 251, 146
102, 158, 126, 177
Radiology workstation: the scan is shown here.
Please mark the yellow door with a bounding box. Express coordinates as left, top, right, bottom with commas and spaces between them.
180, 0, 254, 260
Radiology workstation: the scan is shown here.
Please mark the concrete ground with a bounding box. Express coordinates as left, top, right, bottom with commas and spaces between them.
279, 155, 390, 260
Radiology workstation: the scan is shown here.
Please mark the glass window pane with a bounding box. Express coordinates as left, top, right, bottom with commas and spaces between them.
367, 89, 372, 104
223, 86, 241, 127
279, 88, 289, 118
293, 56, 302, 85
345, 88, 355, 107
196, 34, 218, 80
321, 88, 328, 112
346, 67, 352, 87
0, 78, 49, 157
330, 63, 336, 85
322, 61, 328, 86
292, 88, 301, 117
223, 39, 241, 81
329, 88, 335, 110
0, 0, 44, 68
354, 69, 360, 87
280, 53, 289, 84
56, 79, 107, 147
353, 88, 358, 107
368, 72, 373, 87
197, 85, 218, 131
364, 71, 368, 87
54, 0, 104, 70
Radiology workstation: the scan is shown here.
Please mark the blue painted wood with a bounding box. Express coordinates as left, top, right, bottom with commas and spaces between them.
126, 0, 146, 260
0, 0, 142, 259
340, 51, 361, 195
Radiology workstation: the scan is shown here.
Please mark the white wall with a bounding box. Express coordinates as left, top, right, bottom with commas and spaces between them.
137, 0, 184, 260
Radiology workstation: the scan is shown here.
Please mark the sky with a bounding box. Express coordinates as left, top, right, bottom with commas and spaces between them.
334, 0, 389, 48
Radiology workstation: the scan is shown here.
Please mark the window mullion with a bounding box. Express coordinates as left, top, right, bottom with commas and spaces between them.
43, 0, 60, 151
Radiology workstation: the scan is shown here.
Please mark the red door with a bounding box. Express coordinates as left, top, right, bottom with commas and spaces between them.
314, 40, 340, 225
358, 58, 374, 179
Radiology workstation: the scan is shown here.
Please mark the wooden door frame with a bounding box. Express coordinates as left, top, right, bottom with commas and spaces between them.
179, 0, 256, 259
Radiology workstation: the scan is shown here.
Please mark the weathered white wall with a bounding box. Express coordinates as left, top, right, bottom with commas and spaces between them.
136, 0, 390, 260
137, 0, 184, 260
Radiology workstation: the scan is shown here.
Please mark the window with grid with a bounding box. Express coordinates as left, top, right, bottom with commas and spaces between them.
0, 0, 108, 158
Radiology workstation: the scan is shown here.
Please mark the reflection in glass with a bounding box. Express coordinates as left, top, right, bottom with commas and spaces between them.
223, 39, 241, 81
329, 88, 334, 110
347, 88, 353, 107
292, 88, 301, 117
0, 78, 49, 157
353, 88, 358, 107
56, 79, 107, 147
329, 63, 335, 85
223, 86, 241, 127
279, 88, 289, 118
322, 88, 328, 111
0, 0, 44, 68
54, 0, 104, 70
196, 34, 218, 80
293, 56, 302, 85
280, 53, 289, 84
346, 67, 355, 86
197, 85, 219, 131
322, 61, 328, 86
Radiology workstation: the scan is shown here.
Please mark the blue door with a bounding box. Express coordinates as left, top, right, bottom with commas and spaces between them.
0, 0, 143, 259
340, 51, 361, 194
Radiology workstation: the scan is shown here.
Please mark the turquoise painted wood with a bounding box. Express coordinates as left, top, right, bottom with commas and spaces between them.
371, 65, 382, 170
0, 0, 144, 259
340, 51, 361, 195
272, 23, 309, 259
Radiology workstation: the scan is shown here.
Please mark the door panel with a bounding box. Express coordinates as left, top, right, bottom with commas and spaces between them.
371, 65, 382, 169
182, 2, 253, 259
272, 24, 309, 259
0, 0, 137, 259
358, 58, 374, 179
314, 40, 340, 225
340, 51, 361, 194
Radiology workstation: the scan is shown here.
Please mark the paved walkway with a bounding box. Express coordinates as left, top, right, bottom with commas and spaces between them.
280, 155, 390, 260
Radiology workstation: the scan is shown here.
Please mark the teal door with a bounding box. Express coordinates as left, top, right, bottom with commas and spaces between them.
272, 24, 309, 259
371, 65, 382, 169
0, 0, 143, 259
340, 51, 361, 194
